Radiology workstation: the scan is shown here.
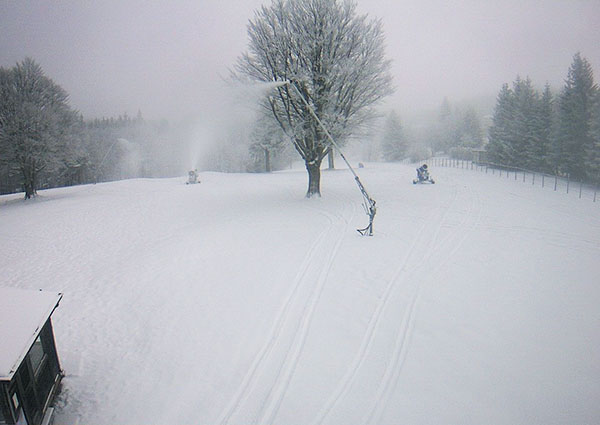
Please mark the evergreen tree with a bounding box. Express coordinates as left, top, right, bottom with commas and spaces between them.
433, 98, 455, 153
380, 111, 407, 161
512, 77, 540, 168
556, 52, 597, 180
586, 92, 600, 184
487, 83, 515, 164
439, 97, 452, 122
532, 84, 555, 173
456, 108, 484, 149
488, 77, 558, 171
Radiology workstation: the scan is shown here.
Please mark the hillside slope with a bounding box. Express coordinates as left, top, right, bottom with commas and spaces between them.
1, 163, 598, 424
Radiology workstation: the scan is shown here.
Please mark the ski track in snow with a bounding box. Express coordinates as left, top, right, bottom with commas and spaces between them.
309, 174, 485, 425
363, 183, 483, 425
310, 179, 464, 425
256, 201, 352, 424
217, 191, 356, 424
215, 222, 330, 424
3, 163, 599, 425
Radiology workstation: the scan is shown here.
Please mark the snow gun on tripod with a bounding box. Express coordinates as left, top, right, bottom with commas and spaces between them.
285, 80, 377, 236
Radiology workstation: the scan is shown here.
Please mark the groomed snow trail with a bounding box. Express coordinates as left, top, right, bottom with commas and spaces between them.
1, 163, 599, 425
217, 192, 356, 424
308, 171, 484, 425
309, 188, 457, 425
362, 184, 483, 425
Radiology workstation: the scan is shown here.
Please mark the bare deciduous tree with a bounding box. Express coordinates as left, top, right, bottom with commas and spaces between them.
0, 58, 75, 198
236, 0, 392, 197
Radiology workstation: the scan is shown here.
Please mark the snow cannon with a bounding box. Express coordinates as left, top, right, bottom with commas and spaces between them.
187, 169, 200, 185
413, 164, 435, 184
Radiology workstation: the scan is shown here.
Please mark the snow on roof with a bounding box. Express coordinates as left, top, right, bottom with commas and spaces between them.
0, 287, 62, 380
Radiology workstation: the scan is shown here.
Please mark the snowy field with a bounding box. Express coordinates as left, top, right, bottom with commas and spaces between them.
1, 162, 599, 425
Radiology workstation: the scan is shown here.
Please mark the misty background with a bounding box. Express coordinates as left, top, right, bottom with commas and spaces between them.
2, 0, 598, 121
1, 0, 599, 191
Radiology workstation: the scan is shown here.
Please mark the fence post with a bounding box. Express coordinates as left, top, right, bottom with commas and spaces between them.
567, 175, 570, 193
554, 175, 558, 191
514, 170, 517, 180
579, 181, 583, 199
542, 174, 545, 188
594, 188, 597, 202
523, 171, 526, 182
532, 173, 535, 185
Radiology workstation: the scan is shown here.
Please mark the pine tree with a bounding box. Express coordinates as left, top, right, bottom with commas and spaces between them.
556, 52, 598, 180
433, 98, 455, 153
457, 108, 484, 149
512, 77, 540, 168
586, 92, 600, 184
487, 83, 515, 164
380, 111, 407, 161
532, 84, 555, 173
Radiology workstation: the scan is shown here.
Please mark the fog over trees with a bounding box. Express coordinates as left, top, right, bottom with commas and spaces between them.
486, 53, 599, 183
1, 2, 599, 198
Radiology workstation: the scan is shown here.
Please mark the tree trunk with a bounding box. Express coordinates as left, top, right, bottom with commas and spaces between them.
305, 159, 322, 198
22, 165, 37, 199
328, 148, 335, 169
264, 148, 271, 173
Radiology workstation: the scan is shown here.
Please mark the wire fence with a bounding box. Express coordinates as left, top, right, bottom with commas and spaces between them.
429, 157, 599, 203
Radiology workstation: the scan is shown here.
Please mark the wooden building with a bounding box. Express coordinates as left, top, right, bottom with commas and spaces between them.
0, 288, 63, 425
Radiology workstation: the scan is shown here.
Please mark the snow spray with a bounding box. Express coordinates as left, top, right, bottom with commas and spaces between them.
184, 79, 274, 173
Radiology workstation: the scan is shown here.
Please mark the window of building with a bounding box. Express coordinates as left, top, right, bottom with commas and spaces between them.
29, 335, 45, 375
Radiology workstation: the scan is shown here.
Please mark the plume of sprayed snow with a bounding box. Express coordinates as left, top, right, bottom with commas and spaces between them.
117, 138, 143, 178
184, 79, 289, 172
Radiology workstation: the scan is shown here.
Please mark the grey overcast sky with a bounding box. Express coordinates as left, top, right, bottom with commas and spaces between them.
1, 0, 599, 122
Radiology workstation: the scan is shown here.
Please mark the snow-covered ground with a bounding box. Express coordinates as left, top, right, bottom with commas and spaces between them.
1, 162, 599, 425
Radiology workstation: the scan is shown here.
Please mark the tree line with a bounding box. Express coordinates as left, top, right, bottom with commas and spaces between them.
373, 99, 486, 165
0, 58, 196, 198
0, 57, 305, 199
487, 53, 599, 183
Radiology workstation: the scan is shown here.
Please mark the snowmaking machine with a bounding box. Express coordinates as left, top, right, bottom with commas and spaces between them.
413, 164, 435, 184
187, 169, 200, 184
